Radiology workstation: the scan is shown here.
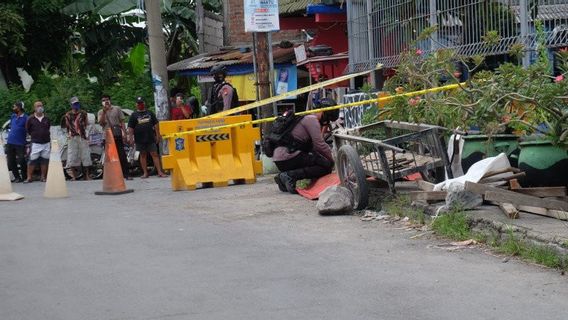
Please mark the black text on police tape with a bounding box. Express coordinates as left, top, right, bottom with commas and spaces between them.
196, 134, 230, 142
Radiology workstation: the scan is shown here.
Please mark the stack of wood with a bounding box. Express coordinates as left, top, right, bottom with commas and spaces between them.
406, 167, 568, 221
464, 180, 568, 220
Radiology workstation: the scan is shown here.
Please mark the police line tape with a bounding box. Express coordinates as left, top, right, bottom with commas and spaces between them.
162, 82, 466, 139
205, 64, 385, 119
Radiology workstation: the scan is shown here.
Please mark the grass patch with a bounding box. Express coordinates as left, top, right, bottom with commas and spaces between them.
383, 195, 426, 225
376, 199, 568, 272
496, 229, 568, 270
296, 179, 311, 190
431, 209, 472, 241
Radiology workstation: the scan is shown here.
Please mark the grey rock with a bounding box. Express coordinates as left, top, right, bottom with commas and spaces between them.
436, 182, 483, 215
445, 190, 483, 210
317, 186, 354, 215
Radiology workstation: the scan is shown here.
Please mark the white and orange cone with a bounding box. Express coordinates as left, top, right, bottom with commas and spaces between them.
0, 140, 24, 201
44, 140, 68, 198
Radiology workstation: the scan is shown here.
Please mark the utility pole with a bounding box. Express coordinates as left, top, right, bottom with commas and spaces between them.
196, 0, 205, 52
255, 32, 273, 135
196, 0, 207, 106
145, 0, 170, 120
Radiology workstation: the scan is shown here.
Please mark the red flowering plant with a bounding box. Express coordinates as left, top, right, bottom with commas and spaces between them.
371, 22, 567, 146
378, 27, 486, 131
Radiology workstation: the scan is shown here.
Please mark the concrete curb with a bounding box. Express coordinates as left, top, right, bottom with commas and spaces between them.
468, 215, 568, 256
411, 200, 568, 255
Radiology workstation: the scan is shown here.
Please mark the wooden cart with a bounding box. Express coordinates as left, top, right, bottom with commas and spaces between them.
333, 121, 453, 209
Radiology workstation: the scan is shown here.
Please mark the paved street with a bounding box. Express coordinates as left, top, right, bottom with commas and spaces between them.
1, 177, 567, 320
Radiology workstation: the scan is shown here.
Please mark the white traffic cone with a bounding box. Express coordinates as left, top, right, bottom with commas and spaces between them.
0, 142, 24, 201
44, 140, 68, 198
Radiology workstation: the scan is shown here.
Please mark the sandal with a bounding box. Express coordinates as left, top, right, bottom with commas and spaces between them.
141, 175, 149, 179
158, 173, 168, 178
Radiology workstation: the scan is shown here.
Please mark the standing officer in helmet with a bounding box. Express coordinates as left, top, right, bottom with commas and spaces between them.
202, 65, 238, 115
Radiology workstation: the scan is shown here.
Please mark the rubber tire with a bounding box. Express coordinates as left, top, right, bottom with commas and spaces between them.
337, 144, 369, 210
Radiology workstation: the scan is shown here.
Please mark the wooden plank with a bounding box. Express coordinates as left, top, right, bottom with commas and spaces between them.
512, 187, 567, 198
499, 203, 519, 219
465, 181, 568, 211
484, 191, 568, 212
464, 181, 510, 196
481, 167, 521, 179
518, 205, 568, 221
509, 179, 521, 190
416, 180, 435, 191
408, 191, 447, 202
480, 172, 526, 184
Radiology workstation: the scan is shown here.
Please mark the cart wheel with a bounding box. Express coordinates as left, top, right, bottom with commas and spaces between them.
337, 145, 369, 210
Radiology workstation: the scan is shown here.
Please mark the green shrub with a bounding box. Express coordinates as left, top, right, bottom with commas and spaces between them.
0, 72, 153, 124
104, 73, 153, 111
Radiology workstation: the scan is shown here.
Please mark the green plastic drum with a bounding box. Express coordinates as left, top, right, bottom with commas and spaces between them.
461, 135, 520, 173
518, 141, 568, 187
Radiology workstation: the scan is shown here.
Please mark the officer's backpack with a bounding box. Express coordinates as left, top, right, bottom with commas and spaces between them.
262, 111, 309, 158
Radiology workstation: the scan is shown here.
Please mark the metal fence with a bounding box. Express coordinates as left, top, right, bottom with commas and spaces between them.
347, 0, 568, 72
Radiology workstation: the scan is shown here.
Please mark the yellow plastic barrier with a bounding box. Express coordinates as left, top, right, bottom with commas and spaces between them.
160, 115, 261, 191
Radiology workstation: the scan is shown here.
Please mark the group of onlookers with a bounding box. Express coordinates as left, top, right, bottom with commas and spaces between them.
6, 100, 51, 183
3, 94, 185, 183
5, 63, 242, 184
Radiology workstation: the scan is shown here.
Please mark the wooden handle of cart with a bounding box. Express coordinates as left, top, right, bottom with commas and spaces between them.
333, 134, 406, 154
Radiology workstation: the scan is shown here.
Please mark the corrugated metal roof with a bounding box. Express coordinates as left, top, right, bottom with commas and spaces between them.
168, 46, 297, 72
296, 52, 348, 66
279, 0, 319, 15
512, 4, 568, 22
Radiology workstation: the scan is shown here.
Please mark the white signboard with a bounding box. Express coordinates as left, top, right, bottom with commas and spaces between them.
244, 0, 280, 33
294, 45, 307, 63
197, 75, 215, 83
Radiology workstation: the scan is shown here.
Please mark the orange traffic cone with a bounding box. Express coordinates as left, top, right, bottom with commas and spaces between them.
95, 128, 134, 195
0, 142, 24, 201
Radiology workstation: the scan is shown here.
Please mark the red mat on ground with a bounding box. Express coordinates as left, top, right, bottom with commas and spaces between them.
297, 173, 340, 200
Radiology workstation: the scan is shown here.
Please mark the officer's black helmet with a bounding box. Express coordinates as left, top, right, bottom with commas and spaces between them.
318, 98, 339, 124
210, 65, 227, 76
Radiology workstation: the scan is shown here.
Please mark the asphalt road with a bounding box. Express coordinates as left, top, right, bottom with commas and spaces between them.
1, 177, 567, 320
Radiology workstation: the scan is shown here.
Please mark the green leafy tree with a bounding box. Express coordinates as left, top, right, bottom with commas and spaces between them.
0, 0, 75, 85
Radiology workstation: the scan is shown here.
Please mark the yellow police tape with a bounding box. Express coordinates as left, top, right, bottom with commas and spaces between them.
162, 82, 465, 139
206, 64, 385, 119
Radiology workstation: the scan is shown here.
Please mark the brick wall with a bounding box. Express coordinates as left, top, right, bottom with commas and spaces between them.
203, 13, 224, 52
226, 0, 302, 46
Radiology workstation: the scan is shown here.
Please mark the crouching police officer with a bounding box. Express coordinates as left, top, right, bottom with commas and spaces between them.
270, 98, 339, 194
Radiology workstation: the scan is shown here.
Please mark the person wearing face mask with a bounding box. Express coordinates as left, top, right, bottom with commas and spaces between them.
127, 97, 166, 178
170, 93, 192, 120
64, 96, 92, 181
24, 101, 51, 183
6, 101, 28, 182
202, 65, 238, 115
270, 98, 339, 194
97, 94, 131, 180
